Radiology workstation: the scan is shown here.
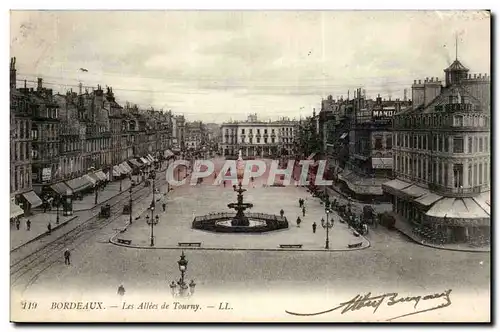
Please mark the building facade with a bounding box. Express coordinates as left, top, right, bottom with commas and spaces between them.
220, 114, 298, 158
383, 58, 491, 245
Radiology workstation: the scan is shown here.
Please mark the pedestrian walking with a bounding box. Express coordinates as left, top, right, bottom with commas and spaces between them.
64, 249, 71, 265
117, 284, 125, 297
298, 199, 302, 208
162, 202, 166, 212
296, 217, 302, 227
223, 180, 226, 187
15, 219, 20, 230
280, 209, 284, 218
302, 206, 306, 217
26, 219, 31, 231
312, 222, 317, 233
47, 222, 52, 234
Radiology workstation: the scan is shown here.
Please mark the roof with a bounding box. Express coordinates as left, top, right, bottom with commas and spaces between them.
401, 85, 482, 115
444, 59, 469, 72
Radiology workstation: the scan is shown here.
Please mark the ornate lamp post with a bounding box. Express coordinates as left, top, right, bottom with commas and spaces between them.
128, 183, 135, 225
170, 251, 196, 298
321, 203, 334, 249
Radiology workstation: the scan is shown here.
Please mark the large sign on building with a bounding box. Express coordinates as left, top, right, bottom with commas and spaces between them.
372, 109, 395, 118
42, 167, 52, 182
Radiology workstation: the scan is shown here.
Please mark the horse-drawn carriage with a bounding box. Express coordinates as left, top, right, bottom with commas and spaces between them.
361, 205, 377, 228
99, 204, 111, 218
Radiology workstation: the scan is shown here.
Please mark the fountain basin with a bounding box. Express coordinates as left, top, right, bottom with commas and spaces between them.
192, 212, 288, 233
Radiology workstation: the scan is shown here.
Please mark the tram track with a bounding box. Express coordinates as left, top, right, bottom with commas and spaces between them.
10, 178, 166, 292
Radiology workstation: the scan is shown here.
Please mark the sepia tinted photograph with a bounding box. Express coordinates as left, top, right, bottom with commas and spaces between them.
9, 10, 490, 322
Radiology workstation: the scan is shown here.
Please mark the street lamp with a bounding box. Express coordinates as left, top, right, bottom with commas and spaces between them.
321, 204, 334, 250
170, 251, 196, 298
146, 206, 156, 247
94, 184, 99, 205
55, 195, 60, 225
128, 183, 135, 225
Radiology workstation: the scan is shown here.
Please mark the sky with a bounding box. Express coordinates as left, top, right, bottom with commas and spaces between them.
10, 11, 490, 123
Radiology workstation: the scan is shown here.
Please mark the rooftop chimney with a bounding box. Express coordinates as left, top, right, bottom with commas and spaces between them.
37, 78, 43, 91
418, 80, 421, 84
10, 57, 16, 89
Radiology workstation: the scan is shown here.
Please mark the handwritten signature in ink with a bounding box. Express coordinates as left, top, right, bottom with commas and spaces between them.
286, 289, 452, 321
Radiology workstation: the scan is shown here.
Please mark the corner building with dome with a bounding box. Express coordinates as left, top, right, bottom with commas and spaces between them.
383, 57, 491, 246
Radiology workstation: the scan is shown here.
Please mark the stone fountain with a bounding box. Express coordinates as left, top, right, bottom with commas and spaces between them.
191, 150, 288, 233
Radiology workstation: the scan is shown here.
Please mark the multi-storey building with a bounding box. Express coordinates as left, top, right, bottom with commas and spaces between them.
174, 115, 186, 150
54, 91, 84, 181
10, 58, 41, 217
220, 114, 298, 158
383, 57, 491, 245
25, 79, 61, 195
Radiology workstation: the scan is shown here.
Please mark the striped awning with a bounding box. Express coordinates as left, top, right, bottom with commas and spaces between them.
21, 191, 43, 208
147, 154, 155, 162
140, 157, 150, 165
128, 159, 142, 168
65, 176, 93, 193
10, 198, 24, 219
50, 182, 74, 196
118, 164, 130, 174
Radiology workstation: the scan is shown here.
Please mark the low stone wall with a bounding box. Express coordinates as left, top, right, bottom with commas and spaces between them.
192, 212, 288, 233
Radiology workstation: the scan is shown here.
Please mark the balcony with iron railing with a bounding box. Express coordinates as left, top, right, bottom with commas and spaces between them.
428, 182, 486, 197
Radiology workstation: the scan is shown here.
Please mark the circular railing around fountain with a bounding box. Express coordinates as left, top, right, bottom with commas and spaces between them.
192, 212, 289, 233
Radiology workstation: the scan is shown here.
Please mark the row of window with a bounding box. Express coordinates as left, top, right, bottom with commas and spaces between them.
12, 142, 30, 162
395, 154, 490, 188
11, 165, 31, 193
394, 109, 489, 128
395, 133, 489, 154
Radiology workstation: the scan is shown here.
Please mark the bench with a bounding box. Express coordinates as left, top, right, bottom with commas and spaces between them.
279, 244, 303, 249
178, 242, 202, 247
117, 238, 132, 245
348, 242, 362, 249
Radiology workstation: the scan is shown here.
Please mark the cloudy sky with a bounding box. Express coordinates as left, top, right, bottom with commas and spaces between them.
10, 11, 490, 123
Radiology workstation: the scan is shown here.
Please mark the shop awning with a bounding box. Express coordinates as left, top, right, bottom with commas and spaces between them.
473, 191, 490, 216
21, 191, 43, 208
340, 132, 348, 139
140, 157, 150, 165
414, 192, 442, 207
426, 197, 490, 226
382, 179, 412, 195
147, 154, 155, 162
84, 174, 98, 186
117, 162, 130, 173
164, 149, 174, 158
50, 182, 74, 196
10, 199, 24, 219
128, 159, 142, 168
118, 164, 130, 174
401, 185, 428, 198
65, 176, 93, 193
112, 166, 122, 177
94, 171, 107, 181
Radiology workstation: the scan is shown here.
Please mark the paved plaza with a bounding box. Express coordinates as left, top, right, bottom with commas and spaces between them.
113, 182, 369, 250
112, 158, 369, 251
